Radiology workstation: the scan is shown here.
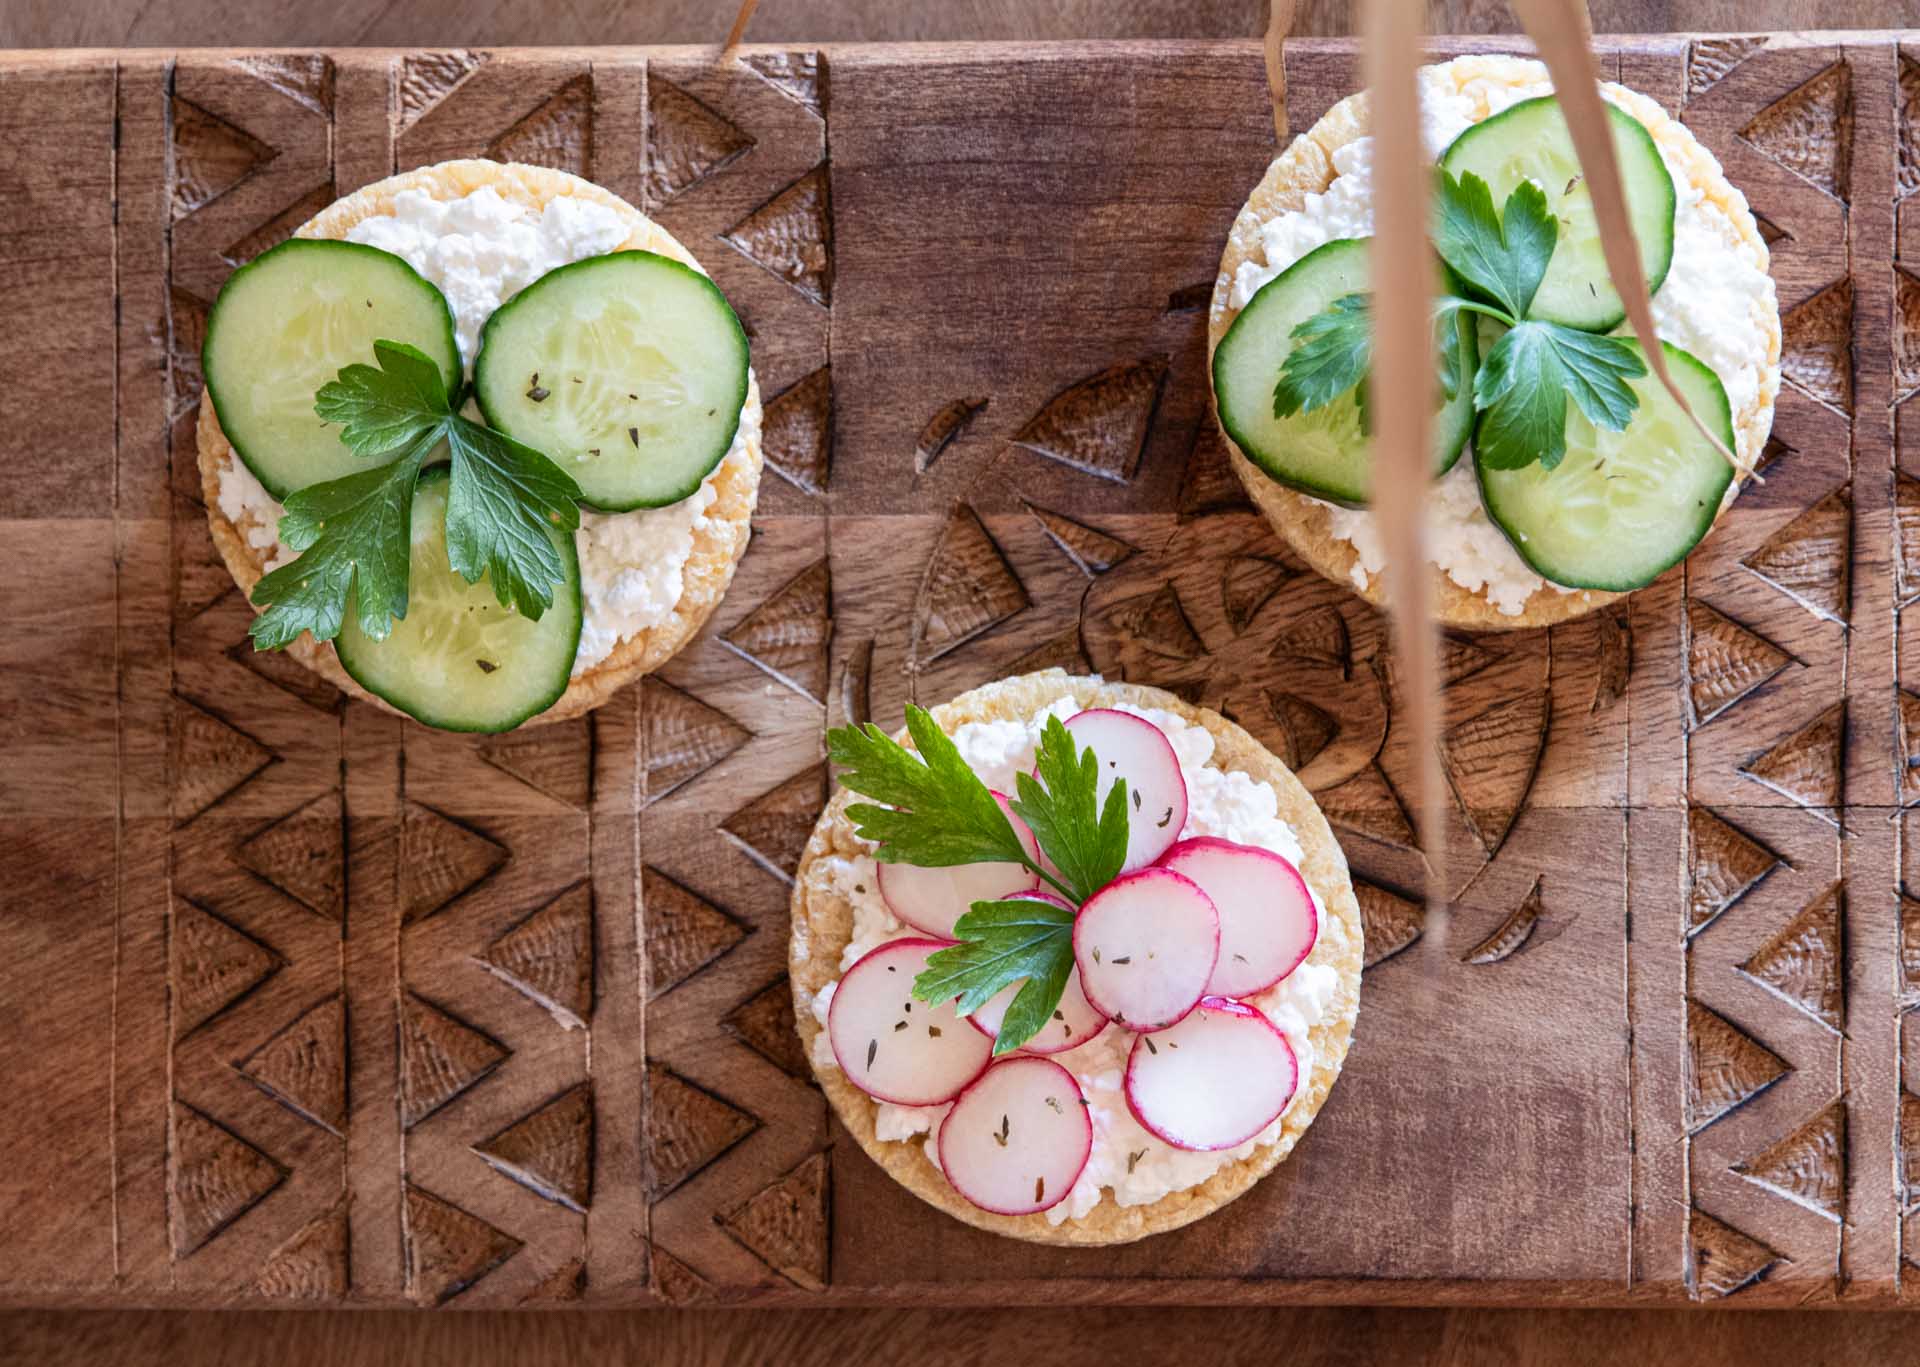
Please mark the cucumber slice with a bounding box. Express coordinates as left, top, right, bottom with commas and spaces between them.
473, 251, 750, 511
334, 467, 581, 733
1440, 95, 1675, 333
1212, 238, 1478, 508
204, 239, 461, 500
1475, 341, 1734, 592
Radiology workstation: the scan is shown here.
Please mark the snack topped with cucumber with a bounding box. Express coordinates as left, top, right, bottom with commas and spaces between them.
1209, 56, 1780, 628
197, 161, 761, 733
791, 673, 1362, 1242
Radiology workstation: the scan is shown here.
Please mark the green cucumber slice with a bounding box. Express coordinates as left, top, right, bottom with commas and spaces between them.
334, 467, 581, 733
204, 239, 461, 500
1212, 237, 1478, 508
1475, 340, 1734, 592
1440, 95, 1675, 333
473, 251, 750, 511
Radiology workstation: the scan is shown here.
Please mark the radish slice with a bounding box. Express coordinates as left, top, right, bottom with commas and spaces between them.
938, 1056, 1092, 1215
828, 938, 992, 1105
1157, 837, 1319, 997
1073, 867, 1219, 1031
1063, 709, 1188, 871
967, 890, 1110, 1054
1124, 997, 1298, 1151
877, 791, 1040, 939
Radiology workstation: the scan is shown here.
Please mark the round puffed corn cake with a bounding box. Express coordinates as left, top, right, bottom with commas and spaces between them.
789, 670, 1365, 1245
198, 159, 763, 725
1208, 55, 1781, 630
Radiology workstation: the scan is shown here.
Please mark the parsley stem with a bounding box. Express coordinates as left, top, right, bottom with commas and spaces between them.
1444, 297, 1517, 327
1023, 862, 1080, 906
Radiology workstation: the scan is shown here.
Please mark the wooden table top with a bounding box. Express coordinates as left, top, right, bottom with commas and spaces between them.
11, 0, 1920, 1359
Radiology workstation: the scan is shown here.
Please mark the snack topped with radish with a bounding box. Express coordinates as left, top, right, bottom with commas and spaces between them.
791, 671, 1363, 1244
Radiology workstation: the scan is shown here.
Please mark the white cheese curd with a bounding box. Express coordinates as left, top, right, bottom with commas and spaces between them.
215, 461, 299, 573
349, 186, 630, 365
1225, 56, 1777, 615
214, 185, 754, 675
807, 695, 1350, 1226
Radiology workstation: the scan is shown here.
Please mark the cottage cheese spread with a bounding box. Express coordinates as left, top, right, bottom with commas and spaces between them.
1225, 56, 1777, 615
802, 695, 1348, 1226
213, 184, 755, 674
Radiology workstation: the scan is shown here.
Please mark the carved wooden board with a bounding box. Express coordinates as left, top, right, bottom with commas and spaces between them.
0, 32, 1912, 1308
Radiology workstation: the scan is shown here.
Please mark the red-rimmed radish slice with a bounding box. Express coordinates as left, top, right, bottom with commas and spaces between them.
938, 1056, 1092, 1215
967, 892, 1109, 1054
1157, 837, 1318, 997
828, 938, 991, 1105
877, 791, 1039, 939
1073, 867, 1219, 1031
1124, 996, 1298, 1151
1063, 709, 1188, 871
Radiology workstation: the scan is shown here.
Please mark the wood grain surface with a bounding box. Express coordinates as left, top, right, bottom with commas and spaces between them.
5, 1, 1919, 47
3, 2, 1920, 1361
1, 27, 1911, 1312
7, 1303, 1920, 1366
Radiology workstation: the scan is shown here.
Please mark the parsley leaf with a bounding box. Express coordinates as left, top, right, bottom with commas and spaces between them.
1435, 302, 1467, 404
1273, 292, 1370, 420
1475, 322, 1646, 471
914, 898, 1076, 1054
313, 340, 448, 456
253, 339, 585, 650
444, 421, 582, 619
1544, 326, 1647, 430
1272, 290, 1480, 445
1434, 171, 1556, 322
248, 437, 428, 649
829, 706, 1036, 871
320, 338, 582, 618
1010, 715, 1131, 905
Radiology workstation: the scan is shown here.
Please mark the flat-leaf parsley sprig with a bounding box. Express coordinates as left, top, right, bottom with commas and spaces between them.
826, 708, 1131, 1053
1271, 169, 1648, 473
249, 339, 584, 651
